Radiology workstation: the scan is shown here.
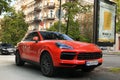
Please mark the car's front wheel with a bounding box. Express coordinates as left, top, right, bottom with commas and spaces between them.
15, 51, 25, 66
40, 52, 56, 77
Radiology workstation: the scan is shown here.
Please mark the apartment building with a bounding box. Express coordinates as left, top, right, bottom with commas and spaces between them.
14, 0, 66, 31
15, 0, 94, 31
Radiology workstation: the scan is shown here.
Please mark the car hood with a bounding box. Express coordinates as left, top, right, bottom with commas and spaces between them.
56, 40, 101, 52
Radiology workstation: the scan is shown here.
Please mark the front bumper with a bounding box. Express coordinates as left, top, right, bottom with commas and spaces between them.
57, 58, 103, 68
1, 50, 15, 54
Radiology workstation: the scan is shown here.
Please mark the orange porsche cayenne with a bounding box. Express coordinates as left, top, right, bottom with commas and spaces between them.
15, 31, 103, 76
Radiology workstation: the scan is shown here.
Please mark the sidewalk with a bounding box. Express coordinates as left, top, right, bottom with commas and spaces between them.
102, 50, 120, 55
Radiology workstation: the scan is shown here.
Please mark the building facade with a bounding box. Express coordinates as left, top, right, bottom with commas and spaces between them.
15, 0, 67, 31
15, 0, 93, 31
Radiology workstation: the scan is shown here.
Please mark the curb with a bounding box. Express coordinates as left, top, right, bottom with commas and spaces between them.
102, 52, 120, 56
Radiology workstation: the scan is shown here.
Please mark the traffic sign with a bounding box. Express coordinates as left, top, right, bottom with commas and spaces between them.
56, 9, 64, 19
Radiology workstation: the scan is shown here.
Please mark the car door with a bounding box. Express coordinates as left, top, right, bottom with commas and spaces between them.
28, 32, 41, 62
23, 32, 41, 62
21, 32, 36, 60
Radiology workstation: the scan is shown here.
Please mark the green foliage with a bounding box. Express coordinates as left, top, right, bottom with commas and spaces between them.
62, 1, 81, 40
0, 9, 28, 45
48, 1, 93, 42
62, 0, 80, 21
47, 21, 66, 33
47, 21, 81, 41
116, 0, 120, 32
109, 67, 120, 73
62, 0, 93, 42
67, 21, 81, 40
0, 0, 12, 14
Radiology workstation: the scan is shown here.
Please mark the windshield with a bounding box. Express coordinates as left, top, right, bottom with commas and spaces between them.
40, 31, 73, 41
0, 43, 14, 48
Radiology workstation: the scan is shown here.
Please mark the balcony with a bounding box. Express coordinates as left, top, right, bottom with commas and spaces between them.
35, 0, 41, 2
47, 2, 55, 9
27, 11, 34, 15
34, 5, 42, 12
27, 20, 34, 24
34, 17, 41, 22
21, 5, 27, 10
47, 14, 55, 20
66, 0, 75, 2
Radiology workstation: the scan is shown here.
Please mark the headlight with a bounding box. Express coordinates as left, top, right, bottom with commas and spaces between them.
56, 42, 73, 50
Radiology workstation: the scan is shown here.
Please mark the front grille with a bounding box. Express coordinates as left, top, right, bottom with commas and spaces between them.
60, 52, 76, 60
77, 52, 102, 60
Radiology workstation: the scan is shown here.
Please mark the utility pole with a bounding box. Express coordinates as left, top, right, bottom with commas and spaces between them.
58, 0, 61, 32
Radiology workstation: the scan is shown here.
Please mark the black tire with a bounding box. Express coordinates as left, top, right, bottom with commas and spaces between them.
0, 50, 3, 55
40, 52, 56, 77
15, 51, 25, 66
81, 67, 95, 72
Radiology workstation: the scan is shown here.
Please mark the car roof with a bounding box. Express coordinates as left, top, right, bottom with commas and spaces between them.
29, 30, 60, 34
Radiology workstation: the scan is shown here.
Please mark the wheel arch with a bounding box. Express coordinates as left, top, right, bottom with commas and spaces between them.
15, 49, 22, 58
15, 49, 19, 55
39, 50, 55, 66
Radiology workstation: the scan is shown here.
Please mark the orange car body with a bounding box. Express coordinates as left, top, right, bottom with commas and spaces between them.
17, 31, 102, 67
16, 31, 103, 76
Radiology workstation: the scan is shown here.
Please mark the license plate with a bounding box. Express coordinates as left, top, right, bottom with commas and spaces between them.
86, 60, 98, 66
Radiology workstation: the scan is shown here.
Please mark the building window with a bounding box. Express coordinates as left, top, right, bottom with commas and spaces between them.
48, 9, 54, 18
50, 22, 53, 27
50, 10, 53, 17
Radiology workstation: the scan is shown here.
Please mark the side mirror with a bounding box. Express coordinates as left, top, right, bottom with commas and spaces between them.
33, 36, 39, 43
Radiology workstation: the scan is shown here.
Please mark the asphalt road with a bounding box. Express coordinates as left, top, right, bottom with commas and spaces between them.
102, 54, 120, 68
0, 54, 120, 80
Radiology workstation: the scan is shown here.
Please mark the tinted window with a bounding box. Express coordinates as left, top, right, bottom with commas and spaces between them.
0, 43, 14, 48
40, 31, 73, 40
24, 32, 40, 41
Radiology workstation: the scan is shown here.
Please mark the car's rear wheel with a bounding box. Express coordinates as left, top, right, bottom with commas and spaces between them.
40, 52, 56, 77
15, 51, 25, 66
0, 50, 3, 55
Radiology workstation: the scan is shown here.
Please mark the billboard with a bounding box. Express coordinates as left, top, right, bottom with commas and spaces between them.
93, 0, 116, 46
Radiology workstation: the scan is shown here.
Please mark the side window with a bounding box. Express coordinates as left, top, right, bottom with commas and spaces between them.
24, 32, 40, 41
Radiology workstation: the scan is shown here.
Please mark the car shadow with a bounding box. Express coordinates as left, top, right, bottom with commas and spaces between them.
13, 63, 92, 79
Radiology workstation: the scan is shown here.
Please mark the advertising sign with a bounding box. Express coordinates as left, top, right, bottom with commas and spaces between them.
93, 0, 116, 46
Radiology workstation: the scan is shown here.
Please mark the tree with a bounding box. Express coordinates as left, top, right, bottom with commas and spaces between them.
78, 4, 93, 42
47, 21, 81, 41
48, 1, 93, 42
62, 0, 80, 35
115, 0, 120, 32
67, 20, 81, 40
47, 21, 66, 33
62, 0, 93, 42
61, 0, 82, 40
0, 9, 28, 45
0, 0, 12, 15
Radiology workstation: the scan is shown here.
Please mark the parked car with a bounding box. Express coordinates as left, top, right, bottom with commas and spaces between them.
0, 43, 16, 55
15, 31, 103, 77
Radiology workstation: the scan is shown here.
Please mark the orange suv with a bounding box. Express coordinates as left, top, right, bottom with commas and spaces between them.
15, 31, 103, 76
